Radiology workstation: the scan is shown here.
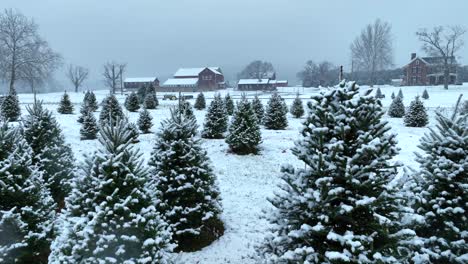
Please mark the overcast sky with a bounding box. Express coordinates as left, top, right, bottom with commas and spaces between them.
3, 0, 468, 88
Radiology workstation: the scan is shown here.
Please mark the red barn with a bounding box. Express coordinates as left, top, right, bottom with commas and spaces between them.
162, 67, 225, 92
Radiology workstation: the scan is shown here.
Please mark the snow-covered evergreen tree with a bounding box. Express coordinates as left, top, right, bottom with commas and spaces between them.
252, 95, 264, 124
225, 93, 234, 115
290, 94, 305, 118
398, 88, 404, 99
22, 101, 75, 206
375, 87, 384, 99
388, 95, 406, 118
407, 96, 467, 263
80, 110, 98, 140
0, 122, 56, 263
258, 81, 410, 263
99, 94, 124, 126
77, 101, 90, 123
1, 92, 21, 121
137, 108, 153, 134
226, 95, 262, 154
126, 122, 140, 144
57, 91, 74, 114
391, 92, 396, 99
124, 92, 140, 112
202, 94, 228, 139
264, 93, 288, 130
87, 91, 98, 112
175, 99, 196, 121
462, 100, 468, 115
422, 89, 429, 100
50, 120, 173, 263
194, 92, 206, 110
137, 84, 147, 103
404, 96, 428, 127
149, 109, 223, 251
144, 85, 158, 109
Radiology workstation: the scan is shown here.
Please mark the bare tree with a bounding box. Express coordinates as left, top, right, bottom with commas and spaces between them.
0, 8, 61, 94
103, 61, 125, 94
297, 60, 339, 87
238, 60, 275, 79
118, 63, 126, 95
416, 26, 466, 89
66, 64, 89, 92
350, 19, 393, 86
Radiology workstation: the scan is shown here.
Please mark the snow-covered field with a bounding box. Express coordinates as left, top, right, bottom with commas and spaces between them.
15, 84, 468, 263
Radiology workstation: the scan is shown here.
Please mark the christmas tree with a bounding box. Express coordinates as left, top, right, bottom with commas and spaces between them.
388, 95, 405, 118
124, 92, 140, 112
226, 95, 262, 154
264, 92, 288, 130
126, 122, 140, 143
0, 122, 56, 263
87, 91, 98, 112
137, 108, 153, 134
194, 92, 206, 110
201, 93, 228, 139
422, 89, 429, 100
144, 85, 158, 109
398, 88, 404, 99
148, 109, 223, 252
224, 93, 234, 115
57, 91, 74, 114
77, 102, 91, 123
258, 81, 410, 263
408, 95, 467, 263
176, 99, 196, 121
99, 94, 124, 126
375, 87, 385, 99
391, 92, 396, 100
23, 101, 75, 207
49, 120, 173, 263
462, 100, 468, 115
137, 85, 147, 103
0, 91, 21, 121
80, 109, 98, 140
252, 95, 264, 124
404, 96, 428, 127
290, 93, 305, 118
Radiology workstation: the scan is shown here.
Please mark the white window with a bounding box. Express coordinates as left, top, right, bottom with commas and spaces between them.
416, 60, 420, 65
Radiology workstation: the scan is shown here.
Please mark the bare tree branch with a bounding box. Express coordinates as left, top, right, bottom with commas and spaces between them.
66, 64, 89, 93
103, 61, 125, 94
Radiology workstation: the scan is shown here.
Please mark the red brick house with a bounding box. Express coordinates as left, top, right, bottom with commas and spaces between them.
404, 53, 458, 86
162, 67, 225, 92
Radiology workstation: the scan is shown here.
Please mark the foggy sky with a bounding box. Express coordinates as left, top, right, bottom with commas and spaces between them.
2, 0, 468, 89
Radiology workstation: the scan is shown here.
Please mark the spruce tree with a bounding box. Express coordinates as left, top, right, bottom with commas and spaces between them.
225, 93, 234, 115
258, 82, 410, 263
49, 120, 173, 263
201, 94, 228, 139
124, 92, 140, 112
422, 89, 429, 100
144, 86, 158, 109
137, 108, 153, 134
226, 95, 262, 154
0, 92, 21, 121
87, 91, 98, 112
137, 85, 147, 103
264, 93, 288, 130
77, 102, 90, 123
0, 122, 56, 263
57, 91, 74, 114
252, 95, 264, 124
176, 99, 195, 121
194, 92, 206, 110
391, 92, 396, 100
388, 95, 406, 118
23, 101, 75, 207
126, 122, 140, 143
290, 94, 305, 118
408, 96, 467, 263
398, 88, 404, 99
80, 110, 98, 140
148, 109, 223, 252
375, 87, 384, 99
462, 100, 468, 115
99, 94, 124, 126
404, 96, 428, 127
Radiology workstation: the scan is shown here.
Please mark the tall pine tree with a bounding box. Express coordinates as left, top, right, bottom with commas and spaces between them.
99, 94, 125, 126
225, 93, 234, 115
50, 120, 173, 263
264, 92, 288, 130
149, 109, 223, 252
87, 91, 98, 112
144, 85, 158, 109
202, 94, 228, 139
258, 82, 410, 263
57, 91, 74, 114
252, 95, 264, 124
80, 109, 98, 140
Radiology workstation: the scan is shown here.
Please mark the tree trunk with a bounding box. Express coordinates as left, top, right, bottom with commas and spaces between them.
444, 64, 449, 90
75, 84, 78, 93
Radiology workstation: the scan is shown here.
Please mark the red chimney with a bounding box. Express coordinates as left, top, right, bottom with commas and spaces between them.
411, 53, 416, 60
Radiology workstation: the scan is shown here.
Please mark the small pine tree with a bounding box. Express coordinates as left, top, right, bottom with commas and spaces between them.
258, 81, 410, 263
264, 93, 288, 130
0, 122, 56, 263
0, 93, 21, 121
194, 92, 206, 110
57, 91, 74, 114
149, 109, 223, 252
421, 89, 429, 100
398, 88, 404, 99
391, 92, 396, 99
87, 91, 98, 112
408, 96, 467, 263
80, 110, 98, 140
77, 102, 90, 123
404, 96, 428, 127
176, 99, 196, 121
143, 89, 158, 110
124, 92, 140, 112
290, 94, 305, 118
226, 96, 262, 154
201, 94, 228, 139
23, 101, 75, 206
137, 85, 147, 103
225, 93, 234, 115
375, 87, 385, 99
50, 120, 173, 263
99, 94, 124, 126
388, 96, 406, 118
137, 108, 153, 134
252, 95, 264, 124
126, 122, 140, 143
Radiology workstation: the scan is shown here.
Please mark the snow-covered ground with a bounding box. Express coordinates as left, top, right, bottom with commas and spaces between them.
14, 84, 468, 263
